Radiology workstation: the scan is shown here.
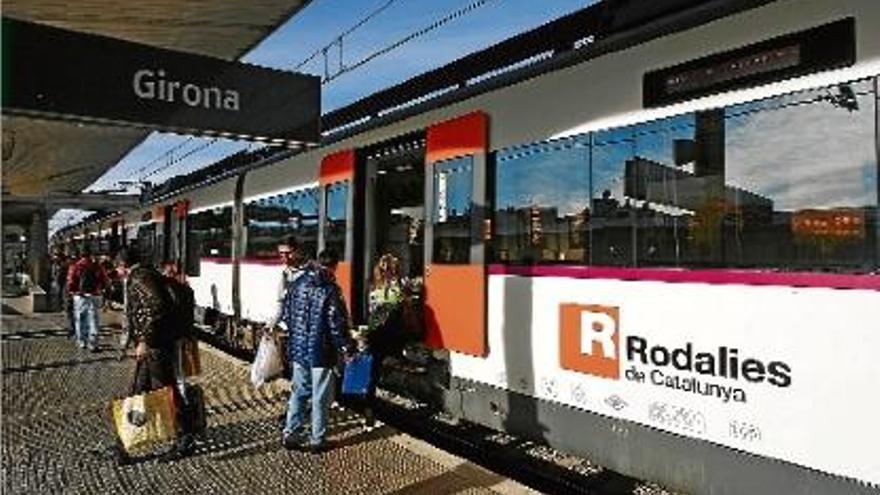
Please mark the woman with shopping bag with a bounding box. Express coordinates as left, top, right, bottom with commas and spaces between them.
114, 255, 198, 463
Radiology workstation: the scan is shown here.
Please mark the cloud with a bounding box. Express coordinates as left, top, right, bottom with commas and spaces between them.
726, 86, 876, 211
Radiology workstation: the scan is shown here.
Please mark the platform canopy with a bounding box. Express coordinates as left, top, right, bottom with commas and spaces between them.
2, 0, 313, 221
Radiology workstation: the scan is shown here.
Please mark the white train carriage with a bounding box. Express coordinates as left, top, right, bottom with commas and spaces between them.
60, 0, 880, 493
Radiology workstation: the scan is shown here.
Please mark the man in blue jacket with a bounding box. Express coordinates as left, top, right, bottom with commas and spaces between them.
281, 249, 352, 453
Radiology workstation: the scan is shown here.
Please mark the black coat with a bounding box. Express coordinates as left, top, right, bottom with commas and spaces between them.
126, 265, 175, 349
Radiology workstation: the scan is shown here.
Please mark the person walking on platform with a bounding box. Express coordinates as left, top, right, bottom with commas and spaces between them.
114, 250, 134, 356
123, 259, 196, 461
55, 251, 77, 335
49, 248, 68, 312
67, 245, 109, 351
281, 249, 353, 453
266, 236, 305, 331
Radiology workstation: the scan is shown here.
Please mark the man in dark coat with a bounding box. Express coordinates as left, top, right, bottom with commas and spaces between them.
281, 249, 352, 452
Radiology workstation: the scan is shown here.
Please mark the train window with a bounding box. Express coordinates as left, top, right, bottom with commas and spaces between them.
492, 79, 878, 273
245, 188, 319, 259
722, 78, 878, 272
591, 127, 638, 266
324, 181, 349, 258
494, 137, 590, 264
629, 113, 717, 268
188, 207, 233, 260
137, 224, 157, 265
432, 157, 473, 264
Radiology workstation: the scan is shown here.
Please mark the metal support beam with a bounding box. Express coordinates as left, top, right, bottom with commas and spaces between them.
28, 209, 50, 290
2, 192, 141, 211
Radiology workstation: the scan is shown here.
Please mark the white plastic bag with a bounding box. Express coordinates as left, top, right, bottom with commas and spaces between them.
250, 334, 284, 387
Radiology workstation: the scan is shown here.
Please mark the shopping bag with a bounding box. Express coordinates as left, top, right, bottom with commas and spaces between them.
111, 386, 178, 452
342, 352, 373, 396
181, 338, 201, 377
250, 334, 284, 387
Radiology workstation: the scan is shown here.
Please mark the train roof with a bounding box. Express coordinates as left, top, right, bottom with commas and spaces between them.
138, 0, 776, 206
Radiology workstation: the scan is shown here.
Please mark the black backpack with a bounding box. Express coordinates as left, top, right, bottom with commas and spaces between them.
79, 264, 99, 293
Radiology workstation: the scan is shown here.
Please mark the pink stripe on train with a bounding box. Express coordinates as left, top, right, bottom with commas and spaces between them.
487, 264, 880, 291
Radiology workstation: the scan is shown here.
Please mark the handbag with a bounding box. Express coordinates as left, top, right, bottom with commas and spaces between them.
180, 337, 201, 377
111, 384, 178, 452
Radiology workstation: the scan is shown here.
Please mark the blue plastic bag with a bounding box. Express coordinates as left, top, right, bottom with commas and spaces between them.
342, 352, 373, 395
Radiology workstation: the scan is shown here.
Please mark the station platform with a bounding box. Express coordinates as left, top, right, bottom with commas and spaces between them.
1, 298, 536, 495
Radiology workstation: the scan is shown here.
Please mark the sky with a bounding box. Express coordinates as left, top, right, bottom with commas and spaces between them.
50, 0, 593, 233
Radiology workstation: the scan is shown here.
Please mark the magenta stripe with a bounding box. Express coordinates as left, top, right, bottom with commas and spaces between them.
241, 257, 283, 266
487, 264, 880, 291
201, 257, 283, 266
201, 257, 233, 265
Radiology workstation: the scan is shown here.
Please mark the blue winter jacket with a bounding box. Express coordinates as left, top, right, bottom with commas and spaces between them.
281, 262, 352, 369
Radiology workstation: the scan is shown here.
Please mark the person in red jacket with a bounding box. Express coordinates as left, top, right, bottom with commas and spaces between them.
67, 245, 109, 352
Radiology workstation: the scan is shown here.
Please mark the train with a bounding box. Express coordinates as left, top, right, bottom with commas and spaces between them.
54, 0, 880, 493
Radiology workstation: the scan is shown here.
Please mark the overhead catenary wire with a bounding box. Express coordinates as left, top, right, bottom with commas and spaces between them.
292, 0, 403, 72
141, 138, 220, 181
133, 136, 197, 179
127, 0, 494, 192
129, 1, 408, 187
321, 0, 495, 84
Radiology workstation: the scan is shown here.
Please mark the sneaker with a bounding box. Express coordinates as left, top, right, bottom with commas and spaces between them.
282, 434, 301, 451
307, 442, 329, 454
88, 345, 99, 353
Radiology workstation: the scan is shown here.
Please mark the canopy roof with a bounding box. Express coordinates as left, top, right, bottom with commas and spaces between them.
2, 0, 310, 222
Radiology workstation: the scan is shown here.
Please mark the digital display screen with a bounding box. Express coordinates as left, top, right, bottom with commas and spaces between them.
644, 18, 854, 107
665, 45, 801, 95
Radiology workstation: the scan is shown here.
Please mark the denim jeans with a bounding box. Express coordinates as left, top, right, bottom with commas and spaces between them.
284, 362, 335, 446
73, 294, 101, 348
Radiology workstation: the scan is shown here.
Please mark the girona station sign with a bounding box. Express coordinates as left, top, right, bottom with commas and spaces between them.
2, 17, 320, 145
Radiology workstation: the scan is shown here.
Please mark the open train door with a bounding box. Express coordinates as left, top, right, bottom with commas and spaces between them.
424, 112, 489, 357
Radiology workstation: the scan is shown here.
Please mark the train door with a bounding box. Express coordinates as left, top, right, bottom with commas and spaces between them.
161, 205, 173, 264
170, 200, 189, 273
423, 112, 489, 357
361, 134, 427, 316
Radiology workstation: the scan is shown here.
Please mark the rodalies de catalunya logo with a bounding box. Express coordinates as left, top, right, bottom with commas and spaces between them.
559, 304, 792, 404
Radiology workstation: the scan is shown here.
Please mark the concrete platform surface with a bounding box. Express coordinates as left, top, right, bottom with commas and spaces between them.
1, 298, 538, 495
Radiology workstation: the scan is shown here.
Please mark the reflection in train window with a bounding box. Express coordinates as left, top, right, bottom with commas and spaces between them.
591, 127, 637, 266
188, 207, 233, 259
494, 137, 590, 264
723, 79, 877, 271
432, 157, 473, 264
245, 188, 319, 259
491, 78, 878, 273
324, 181, 349, 259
